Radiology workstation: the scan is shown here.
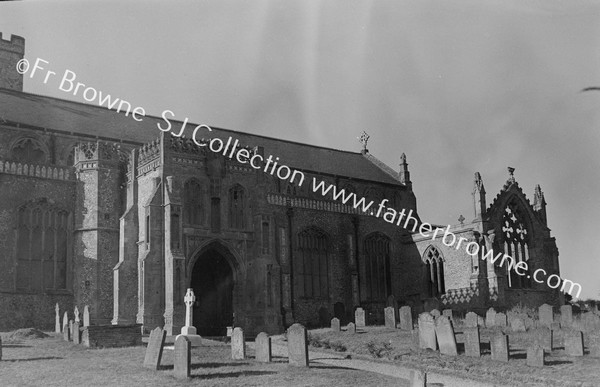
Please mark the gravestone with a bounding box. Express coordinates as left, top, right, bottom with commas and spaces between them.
55, 303, 61, 333
143, 327, 166, 370
83, 305, 90, 327
532, 327, 552, 351
565, 330, 583, 356
74, 306, 80, 324
72, 322, 81, 344
174, 336, 191, 379
69, 320, 74, 342
255, 332, 272, 362
539, 304, 553, 327
287, 323, 309, 367
485, 308, 496, 328
331, 317, 340, 332
387, 294, 398, 311
510, 317, 526, 332
434, 316, 457, 356
582, 312, 600, 333
463, 326, 481, 357
495, 312, 507, 328
442, 309, 453, 320
399, 306, 413, 330
588, 334, 600, 358
560, 305, 573, 327
347, 322, 356, 334
355, 307, 366, 328
526, 345, 544, 367
477, 315, 485, 328
176, 288, 202, 346
409, 369, 426, 387
430, 309, 441, 319
231, 327, 245, 360
465, 312, 478, 328
491, 333, 509, 362
384, 307, 396, 329
418, 312, 437, 350
62, 312, 69, 340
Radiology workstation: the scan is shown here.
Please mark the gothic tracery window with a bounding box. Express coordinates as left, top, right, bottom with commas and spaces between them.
423, 246, 445, 297
11, 138, 47, 164
16, 201, 69, 292
364, 233, 391, 302
294, 228, 329, 299
502, 200, 532, 288
184, 179, 203, 225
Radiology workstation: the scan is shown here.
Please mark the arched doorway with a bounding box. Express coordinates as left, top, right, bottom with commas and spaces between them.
190, 247, 234, 336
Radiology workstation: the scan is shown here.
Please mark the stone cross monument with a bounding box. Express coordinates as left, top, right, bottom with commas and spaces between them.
176, 288, 202, 346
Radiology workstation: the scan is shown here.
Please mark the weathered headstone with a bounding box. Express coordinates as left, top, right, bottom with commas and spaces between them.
550, 322, 561, 331
83, 305, 90, 327
347, 322, 356, 334
387, 294, 398, 311
143, 327, 166, 370
538, 304, 553, 327
485, 308, 496, 327
465, 312, 478, 328
418, 312, 437, 350
231, 327, 246, 360
399, 306, 413, 330
69, 320, 74, 342
495, 312, 507, 328
565, 330, 584, 356
355, 307, 366, 328
384, 307, 396, 329
176, 288, 202, 346
72, 321, 81, 344
434, 316, 457, 356
174, 336, 191, 379
442, 309, 453, 322
331, 317, 340, 332
463, 326, 481, 357
510, 317, 526, 332
588, 334, 600, 358
55, 303, 61, 333
526, 345, 544, 367
409, 369, 426, 387
255, 332, 272, 363
491, 333, 509, 362
532, 327, 552, 351
62, 311, 69, 340
430, 309, 441, 319
74, 306, 80, 324
560, 305, 573, 328
287, 323, 309, 367
582, 312, 600, 333
477, 315, 485, 328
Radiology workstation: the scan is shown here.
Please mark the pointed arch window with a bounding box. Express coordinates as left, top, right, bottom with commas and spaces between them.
16, 200, 70, 292
423, 246, 445, 297
229, 185, 246, 229
183, 179, 203, 225
502, 200, 531, 289
364, 233, 391, 302
294, 228, 329, 299
11, 137, 47, 164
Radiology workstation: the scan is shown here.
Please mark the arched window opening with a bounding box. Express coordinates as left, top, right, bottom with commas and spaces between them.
423, 246, 445, 297
229, 185, 245, 229
294, 228, 329, 299
364, 233, 391, 302
184, 179, 203, 225
11, 138, 47, 164
502, 200, 531, 289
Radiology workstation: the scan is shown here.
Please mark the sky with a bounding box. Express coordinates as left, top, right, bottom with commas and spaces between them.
1, 0, 599, 299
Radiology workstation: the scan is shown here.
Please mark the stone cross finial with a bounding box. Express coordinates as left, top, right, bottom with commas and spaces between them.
184, 288, 196, 328
458, 215, 465, 225
507, 167, 515, 182
357, 131, 370, 153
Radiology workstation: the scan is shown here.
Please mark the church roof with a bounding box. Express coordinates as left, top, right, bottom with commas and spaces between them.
0, 88, 403, 186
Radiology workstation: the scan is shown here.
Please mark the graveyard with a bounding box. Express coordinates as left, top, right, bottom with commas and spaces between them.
1, 301, 600, 386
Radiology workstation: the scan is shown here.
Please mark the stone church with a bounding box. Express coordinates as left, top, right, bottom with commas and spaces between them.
0, 34, 561, 335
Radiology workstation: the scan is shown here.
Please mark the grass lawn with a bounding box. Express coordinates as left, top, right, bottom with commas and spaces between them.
303, 326, 600, 387
0, 331, 406, 387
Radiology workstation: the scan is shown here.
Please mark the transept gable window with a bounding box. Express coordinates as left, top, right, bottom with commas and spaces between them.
294, 227, 329, 299
502, 199, 532, 289
228, 184, 246, 229
364, 233, 391, 302
423, 245, 445, 298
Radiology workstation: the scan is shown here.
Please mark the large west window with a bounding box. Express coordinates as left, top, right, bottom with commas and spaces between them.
16, 200, 70, 292
294, 228, 329, 299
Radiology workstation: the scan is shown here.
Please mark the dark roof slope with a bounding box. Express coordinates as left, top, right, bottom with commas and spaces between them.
0, 88, 402, 185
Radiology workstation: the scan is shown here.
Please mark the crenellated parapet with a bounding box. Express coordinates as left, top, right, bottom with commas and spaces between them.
74, 141, 121, 170
137, 137, 161, 176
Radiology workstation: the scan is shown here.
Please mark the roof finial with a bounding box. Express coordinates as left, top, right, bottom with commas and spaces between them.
507, 166, 515, 183
358, 131, 370, 154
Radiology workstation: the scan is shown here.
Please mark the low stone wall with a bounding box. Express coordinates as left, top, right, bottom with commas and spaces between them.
81, 324, 142, 348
